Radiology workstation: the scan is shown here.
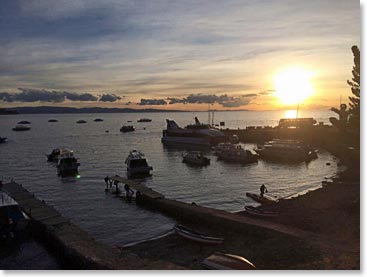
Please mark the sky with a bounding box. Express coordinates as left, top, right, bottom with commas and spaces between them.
0, 0, 360, 110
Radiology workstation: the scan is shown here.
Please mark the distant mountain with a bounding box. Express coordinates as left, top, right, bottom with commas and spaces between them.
7, 106, 189, 114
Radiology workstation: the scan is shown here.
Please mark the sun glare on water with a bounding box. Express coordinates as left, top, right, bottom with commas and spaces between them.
274, 67, 314, 105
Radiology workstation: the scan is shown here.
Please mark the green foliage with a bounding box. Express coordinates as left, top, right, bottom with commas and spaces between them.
347, 45, 360, 128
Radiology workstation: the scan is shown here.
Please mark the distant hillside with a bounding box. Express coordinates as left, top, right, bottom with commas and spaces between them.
5, 106, 188, 114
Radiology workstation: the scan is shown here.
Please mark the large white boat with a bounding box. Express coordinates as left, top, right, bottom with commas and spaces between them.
57, 151, 80, 176
125, 150, 153, 178
255, 139, 317, 162
161, 117, 228, 147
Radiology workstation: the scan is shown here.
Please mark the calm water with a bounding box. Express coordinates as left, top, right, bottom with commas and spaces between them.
0, 110, 341, 245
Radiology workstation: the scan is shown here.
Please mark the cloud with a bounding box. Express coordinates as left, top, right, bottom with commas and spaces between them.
138, 98, 167, 105
0, 88, 123, 103
258, 90, 275, 96
99, 93, 122, 102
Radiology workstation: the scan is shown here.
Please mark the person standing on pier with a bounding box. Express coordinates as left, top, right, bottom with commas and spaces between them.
260, 184, 268, 197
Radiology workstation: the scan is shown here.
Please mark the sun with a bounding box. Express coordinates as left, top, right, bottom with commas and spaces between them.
274, 67, 314, 105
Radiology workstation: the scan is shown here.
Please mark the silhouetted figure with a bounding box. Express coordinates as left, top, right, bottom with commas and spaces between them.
260, 184, 267, 197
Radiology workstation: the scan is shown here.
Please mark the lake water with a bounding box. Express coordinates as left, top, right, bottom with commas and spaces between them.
0, 110, 341, 246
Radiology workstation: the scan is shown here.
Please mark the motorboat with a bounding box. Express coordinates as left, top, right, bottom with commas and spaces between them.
202, 252, 256, 270
94, 118, 104, 122
12, 125, 30, 131
244, 206, 278, 217
47, 148, 74, 162
120, 125, 135, 132
0, 137, 6, 143
125, 150, 152, 178
48, 119, 58, 122
0, 191, 29, 239
174, 225, 224, 244
229, 134, 240, 144
76, 120, 87, 124
216, 145, 258, 164
255, 139, 317, 163
17, 120, 31, 124
213, 142, 235, 155
57, 152, 80, 177
161, 117, 228, 147
137, 118, 152, 122
182, 151, 210, 166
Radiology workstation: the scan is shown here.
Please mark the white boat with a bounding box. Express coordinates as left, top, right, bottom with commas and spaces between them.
202, 252, 256, 270
47, 148, 74, 162
57, 152, 80, 176
174, 225, 224, 244
125, 150, 153, 178
161, 117, 228, 147
12, 125, 30, 131
182, 151, 210, 166
0, 191, 29, 238
216, 144, 258, 164
255, 139, 317, 163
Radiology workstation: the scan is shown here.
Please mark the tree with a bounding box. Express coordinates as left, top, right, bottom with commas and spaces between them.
347, 45, 360, 128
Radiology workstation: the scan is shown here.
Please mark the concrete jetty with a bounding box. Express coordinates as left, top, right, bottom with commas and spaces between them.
0, 180, 184, 269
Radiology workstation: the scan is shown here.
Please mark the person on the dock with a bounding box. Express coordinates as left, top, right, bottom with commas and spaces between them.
260, 184, 268, 197
124, 184, 134, 202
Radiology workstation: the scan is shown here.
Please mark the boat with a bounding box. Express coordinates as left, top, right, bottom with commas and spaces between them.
47, 148, 73, 162
0, 191, 29, 239
125, 150, 153, 178
57, 152, 80, 177
94, 118, 104, 122
17, 120, 31, 124
202, 252, 256, 270
120, 125, 135, 132
48, 119, 58, 122
216, 145, 258, 164
173, 224, 224, 244
76, 120, 87, 124
255, 139, 317, 163
0, 137, 7, 143
246, 192, 278, 205
244, 206, 278, 217
137, 118, 152, 122
12, 125, 30, 131
161, 117, 228, 147
182, 151, 210, 166
229, 134, 240, 144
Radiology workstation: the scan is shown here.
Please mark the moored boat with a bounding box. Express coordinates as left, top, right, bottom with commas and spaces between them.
202, 252, 256, 270
12, 125, 30, 131
17, 120, 31, 124
94, 118, 104, 122
76, 120, 87, 124
137, 118, 152, 122
48, 119, 58, 122
173, 224, 224, 244
216, 145, 258, 164
125, 150, 153, 178
57, 152, 80, 177
182, 151, 210, 166
244, 205, 278, 217
47, 148, 74, 162
246, 192, 278, 205
0, 137, 7, 143
120, 125, 135, 132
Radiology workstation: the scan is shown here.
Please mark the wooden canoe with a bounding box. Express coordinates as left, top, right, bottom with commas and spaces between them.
174, 225, 224, 244
202, 252, 256, 270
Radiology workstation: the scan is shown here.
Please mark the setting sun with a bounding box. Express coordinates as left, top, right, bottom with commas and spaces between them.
274, 67, 314, 105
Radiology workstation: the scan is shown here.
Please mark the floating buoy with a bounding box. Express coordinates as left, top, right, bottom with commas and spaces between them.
105, 130, 109, 133
326, 162, 331, 166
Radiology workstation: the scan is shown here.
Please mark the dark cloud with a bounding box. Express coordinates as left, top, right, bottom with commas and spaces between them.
167, 97, 186, 104
99, 94, 122, 102
258, 90, 275, 95
139, 98, 167, 105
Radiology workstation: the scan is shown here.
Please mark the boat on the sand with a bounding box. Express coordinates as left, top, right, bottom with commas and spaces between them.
244, 205, 278, 217
202, 252, 256, 270
173, 224, 224, 244
246, 192, 278, 205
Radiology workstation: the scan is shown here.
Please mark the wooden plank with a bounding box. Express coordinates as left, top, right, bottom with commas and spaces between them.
110, 175, 164, 199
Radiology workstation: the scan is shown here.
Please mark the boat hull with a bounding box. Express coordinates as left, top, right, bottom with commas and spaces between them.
202, 252, 256, 270
174, 225, 224, 244
246, 192, 278, 205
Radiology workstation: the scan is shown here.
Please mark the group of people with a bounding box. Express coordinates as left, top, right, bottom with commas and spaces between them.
104, 176, 141, 203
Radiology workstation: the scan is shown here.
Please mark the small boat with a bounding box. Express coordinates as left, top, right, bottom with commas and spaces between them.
48, 119, 58, 122
125, 150, 153, 178
202, 252, 256, 270
182, 151, 210, 166
17, 120, 31, 124
12, 125, 30, 131
76, 120, 87, 124
173, 224, 224, 244
216, 145, 258, 164
244, 206, 278, 217
47, 148, 73, 162
120, 125, 135, 132
57, 152, 80, 177
229, 134, 239, 144
0, 137, 7, 143
94, 118, 104, 122
246, 192, 278, 205
137, 118, 152, 122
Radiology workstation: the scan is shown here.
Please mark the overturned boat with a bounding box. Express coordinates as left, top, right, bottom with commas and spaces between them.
174, 224, 224, 244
